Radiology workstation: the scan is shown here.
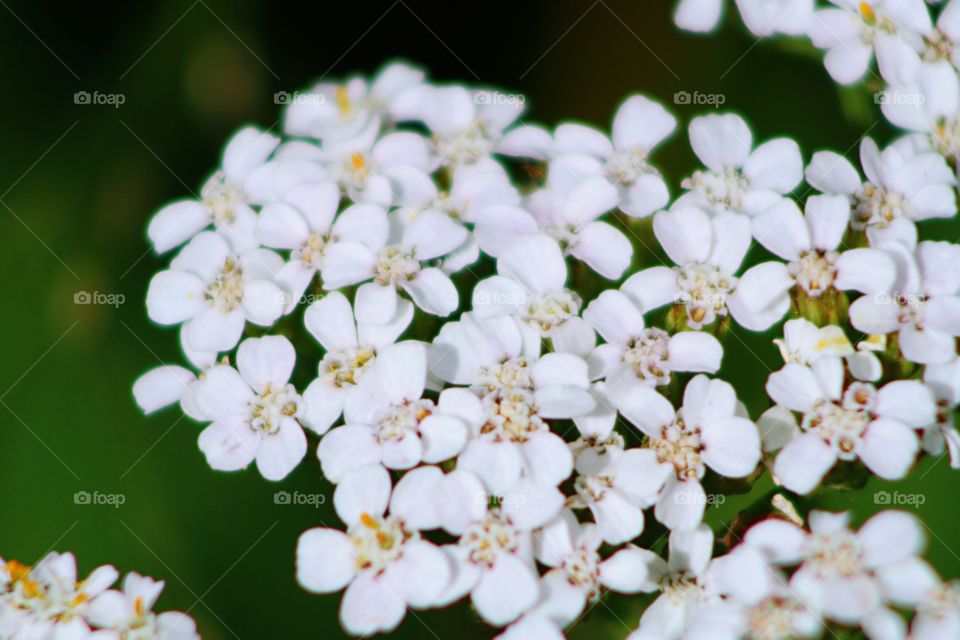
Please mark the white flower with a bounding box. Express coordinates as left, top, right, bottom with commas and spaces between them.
193, 335, 307, 481
146, 231, 286, 353
849, 240, 960, 364
618, 375, 761, 530
323, 131, 434, 207
923, 356, 960, 467
808, 0, 931, 85
88, 573, 199, 640
255, 181, 389, 311
745, 510, 939, 625
530, 510, 658, 626
584, 289, 723, 398
805, 138, 956, 246
472, 233, 595, 351
296, 464, 452, 636
734, 195, 898, 329
317, 341, 469, 480
674, 0, 813, 36
765, 356, 935, 492
774, 318, 854, 366
910, 579, 960, 640
678, 113, 803, 217
147, 127, 279, 253
624, 206, 763, 330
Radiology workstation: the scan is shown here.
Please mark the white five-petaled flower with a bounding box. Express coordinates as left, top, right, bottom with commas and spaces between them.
618, 375, 761, 530
146, 231, 286, 353
317, 341, 469, 480
87, 572, 200, 640
765, 355, 935, 493
774, 318, 854, 366
296, 465, 451, 637
677, 113, 803, 217
806, 137, 957, 247
193, 335, 307, 481
849, 240, 960, 365
147, 127, 280, 254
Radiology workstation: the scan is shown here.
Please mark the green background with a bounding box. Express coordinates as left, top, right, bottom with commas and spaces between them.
1, 1, 957, 637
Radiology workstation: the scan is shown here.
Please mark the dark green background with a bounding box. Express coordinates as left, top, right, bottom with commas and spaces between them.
1, 1, 957, 638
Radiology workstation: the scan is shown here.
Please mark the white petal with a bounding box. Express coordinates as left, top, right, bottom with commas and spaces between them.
667, 331, 723, 373
752, 199, 809, 260
655, 478, 706, 531
146, 270, 205, 325
318, 425, 380, 482
432, 469, 488, 535
858, 510, 925, 569
333, 464, 392, 525
653, 206, 712, 266
255, 418, 306, 480
197, 417, 259, 471
320, 241, 376, 289
419, 414, 468, 463
472, 554, 539, 626
389, 465, 442, 531
613, 94, 676, 152
569, 221, 633, 280
148, 200, 210, 254
583, 290, 645, 345
621, 266, 679, 312
858, 418, 919, 480
295, 528, 355, 593
304, 292, 357, 351
497, 234, 567, 294
805, 150, 861, 195
339, 573, 406, 636
355, 281, 398, 325
773, 433, 837, 494
133, 366, 195, 414
743, 138, 803, 194
835, 248, 897, 294
700, 416, 760, 478
402, 268, 458, 316
689, 113, 752, 170
236, 335, 295, 392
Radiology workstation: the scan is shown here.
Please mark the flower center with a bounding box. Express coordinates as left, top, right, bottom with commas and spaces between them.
651, 418, 704, 480
789, 250, 837, 297
803, 397, 872, 459
374, 246, 420, 286
573, 473, 614, 503
459, 510, 519, 567
201, 171, 244, 225
338, 152, 371, 190
478, 388, 547, 443
933, 117, 960, 164
606, 149, 652, 186
249, 383, 300, 435
562, 548, 601, 601
293, 232, 329, 268
206, 257, 245, 313
853, 183, 909, 229
682, 167, 749, 211
350, 513, 412, 574
747, 597, 797, 640
320, 346, 376, 389
523, 290, 581, 332
435, 123, 492, 165
675, 263, 736, 328
808, 530, 862, 577
660, 572, 701, 603
920, 581, 960, 619
375, 400, 433, 443
475, 357, 533, 395
623, 328, 672, 385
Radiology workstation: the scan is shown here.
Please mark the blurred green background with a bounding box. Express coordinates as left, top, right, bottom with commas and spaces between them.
1, 1, 957, 638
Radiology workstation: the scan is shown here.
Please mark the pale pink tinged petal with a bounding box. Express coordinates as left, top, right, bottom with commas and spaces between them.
317, 425, 380, 482
303, 291, 357, 351
458, 439, 523, 496
354, 281, 398, 325
617, 384, 676, 437
339, 573, 406, 636
773, 433, 837, 494
808, 510, 851, 534
583, 290, 646, 345
502, 479, 564, 531
389, 465, 442, 531
621, 266, 680, 312
383, 540, 451, 608
875, 558, 938, 606
875, 380, 936, 426
148, 200, 211, 254
700, 416, 760, 478
849, 294, 902, 334
756, 405, 800, 453
319, 241, 376, 289
193, 365, 253, 418
133, 366, 195, 414
846, 351, 882, 383
146, 271, 206, 324
255, 418, 307, 480
186, 307, 246, 353
198, 417, 259, 472
667, 523, 714, 575
497, 234, 567, 294
613, 448, 672, 507
236, 335, 296, 392
591, 491, 644, 544
333, 464, 392, 525
380, 432, 423, 470
825, 42, 873, 85
655, 478, 706, 531
834, 248, 896, 294
255, 203, 310, 250
569, 221, 633, 280
521, 431, 574, 487
689, 113, 752, 170
744, 138, 803, 194
419, 414, 468, 463
613, 94, 677, 152
861, 606, 907, 640
857, 418, 920, 480
155, 612, 200, 638
471, 554, 539, 626
924, 296, 960, 335
899, 324, 956, 365
667, 331, 723, 373
858, 510, 925, 569
401, 268, 458, 317
682, 375, 737, 424
653, 207, 713, 266
743, 519, 807, 564
432, 469, 488, 535
805, 150, 861, 195
752, 199, 810, 259
553, 123, 615, 158
331, 203, 389, 251
600, 547, 660, 593
674, 0, 724, 32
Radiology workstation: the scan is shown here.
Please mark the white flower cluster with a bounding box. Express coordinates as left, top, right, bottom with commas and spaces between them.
0, 551, 199, 639
133, 1, 960, 635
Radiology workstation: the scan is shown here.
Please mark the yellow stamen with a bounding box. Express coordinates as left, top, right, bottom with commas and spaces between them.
859, 2, 876, 24
336, 86, 351, 115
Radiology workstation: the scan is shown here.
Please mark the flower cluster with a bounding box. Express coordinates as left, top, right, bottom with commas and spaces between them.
134, 0, 960, 636
0, 551, 199, 639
